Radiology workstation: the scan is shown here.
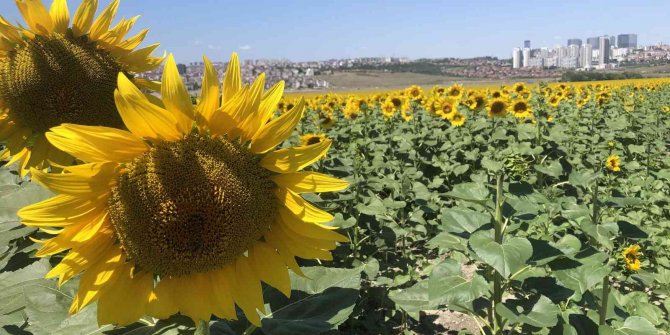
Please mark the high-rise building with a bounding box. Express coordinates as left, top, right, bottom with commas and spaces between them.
512, 47, 522, 69
567, 38, 582, 47
599, 36, 610, 65
609, 36, 616, 48
569, 44, 580, 58
581, 44, 593, 69
176, 63, 187, 75
617, 34, 638, 48
522, 48, 530, 67
587, 37, 600, 49
524, 40, 531, 49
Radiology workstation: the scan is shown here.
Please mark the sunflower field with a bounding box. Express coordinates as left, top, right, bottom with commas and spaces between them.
2, 1, 670, 335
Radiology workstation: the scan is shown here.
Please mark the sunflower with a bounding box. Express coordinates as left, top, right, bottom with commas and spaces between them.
606, 155, 621, 172
622, 244, 641, 271
431, 85, 446, 96
319, 109, 336, 128
486, 98, 508, 118
18, 53, 349, 327
404, 85, 423, 100
448, 111, 466, 127
0, 0, 163, 175
510, 99, 533, 118
663, 106, 670, 113
300, 133, 327, 147
381, 100, 396, 119
437, 97, 457, 119
548, 95, 561, 108
447, 84, 464, 100
512, 82, 526, 94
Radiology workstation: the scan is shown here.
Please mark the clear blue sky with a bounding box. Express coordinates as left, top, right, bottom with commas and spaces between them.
1, 0, 669, 62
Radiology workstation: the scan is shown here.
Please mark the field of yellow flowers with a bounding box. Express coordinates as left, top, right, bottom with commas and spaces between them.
3, 75, 670, 335
269, 78, 670, 334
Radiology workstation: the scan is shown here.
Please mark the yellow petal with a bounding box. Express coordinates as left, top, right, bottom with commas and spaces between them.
278, 207, 349, 243
46, 124, 148, 163
116, 44, 163, 72
170, 274, 213, 322
89, 0, 119, 40
232, 73, 265, 141
69, 245, 123, 314
275, 223, 337, 251
49, 0, 69, 34
197, 55, 220, 127
30, 162, 119, 195
97, 264, 153, 326
147, 280, 179, 320
15, 0, 54, 35
18, 194, 105, 227
257, 81, 285, 126
275, 188, 334, 223
0, 15, 23, 43
272, 225, 333, 261
117, 28, 148, 50
45, 230, 114, 285
262, 231, 304, 277
260, 139, 331, 173
272, 172, 348, 193
222, 52, 241, 103
161, 54, 194, 134
25, 135, 50, 170
72, 0, 97, 37
231, 257, 264, 326
249, 242, 291, 297
208, 269, 237, 320
115, 73, 183, 141
250, 97, 305, 154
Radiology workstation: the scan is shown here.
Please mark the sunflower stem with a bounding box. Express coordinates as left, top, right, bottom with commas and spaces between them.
599, 275, 610, 325
242, 324, 257, 335
492, 173, 505, 334
195, 320, 210, 335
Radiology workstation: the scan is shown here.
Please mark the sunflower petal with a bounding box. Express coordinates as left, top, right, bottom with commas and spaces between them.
275, 188, 334, 223
69, 245, 123, 314
272, 172, 348, 193
72, 0, 97, 37
261, 139, 331, 173
97, 264, 152, 326
46, 124, 148, 163
272, 226, 333, 260
48, 0, 69, 34
278, 207, 349, 242
30, 162, 119, 195
250, 242, 291, 298
171, 273, 214, 323
115, 73, 183, 141
161, 54, 194, 134
250, 97, 305, 154
231, 257, 265, 326
257, 81, 285, 126
263, 231, 304, 277
89, 0, 119, 40
147, 280, 179, 320
222, 52, 241, 103
197, 56, 220, 128
208, 269, 238, 320
15, 0, 54, 35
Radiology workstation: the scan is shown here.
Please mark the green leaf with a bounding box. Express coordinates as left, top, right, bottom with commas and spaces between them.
481, 157, 504, 172
261, 266, 362, 335
388, 281, 429, 320
446, 183, 489, 203
535, 161, 563, 178
552, 257, 611, 298
598, 316, 657, 335
469, 231, 533, 278
428, 272, 488, 309
496, 295, 560, 328
441, 208, 490, 234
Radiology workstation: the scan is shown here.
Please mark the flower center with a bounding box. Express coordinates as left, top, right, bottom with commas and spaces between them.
108, 134, 277, 277
0, 34, 125, 133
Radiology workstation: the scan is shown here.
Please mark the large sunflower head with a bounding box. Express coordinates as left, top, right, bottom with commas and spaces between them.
0, 0, 163, 174
486, 98, 508, 118
622, 244, 642, 272
18, 53, 349, 327
510, 99, 533, 118
606, 154, 621, 172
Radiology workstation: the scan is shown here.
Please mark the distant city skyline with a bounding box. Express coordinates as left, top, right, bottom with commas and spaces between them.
0, 0, 669, 62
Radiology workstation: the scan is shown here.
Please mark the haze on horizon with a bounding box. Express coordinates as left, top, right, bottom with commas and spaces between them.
0, 0, 668, 63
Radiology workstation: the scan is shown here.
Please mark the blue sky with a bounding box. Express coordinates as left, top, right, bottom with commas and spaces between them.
1, 0, 669, 62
